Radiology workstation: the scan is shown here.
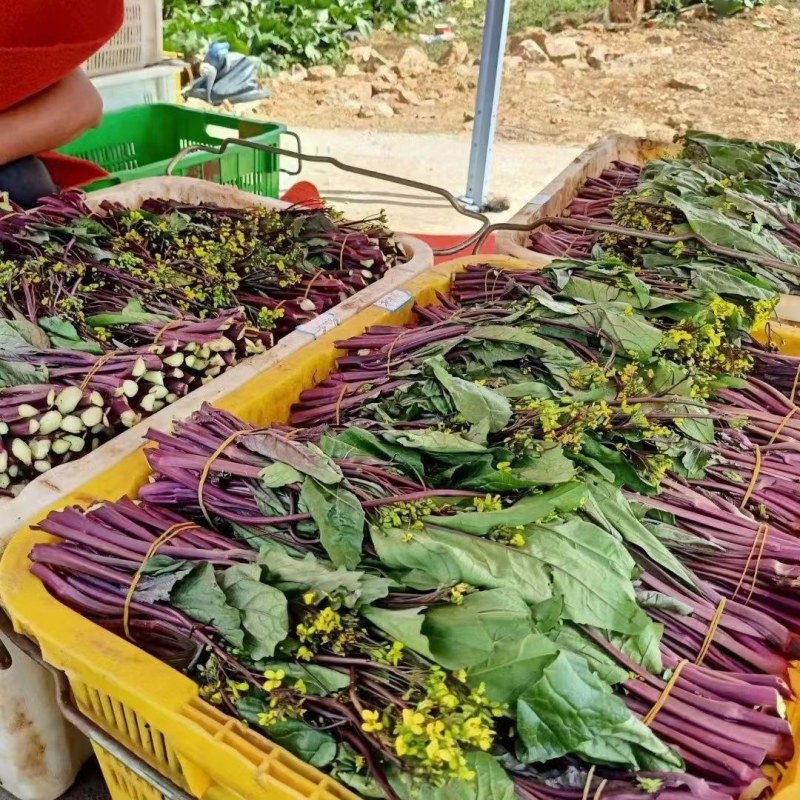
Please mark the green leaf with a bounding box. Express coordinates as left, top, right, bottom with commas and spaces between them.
3, 313, 49, 349
371, 524, 552, 605
237, 704, 336, 768
300, 478, 364, 570
430, 357, 512, 433
219, 564, 288, 660
668, 405, 715, 444
584, 480, 697, 587
551, 625, 629, 685
254, 661, 349, 696
525, 517, 650, 635
244, 431, 343, 484
362, 606, 435, 660
38, 317, 104, 354
322, 428, 424, 476
580, 435, 656, 494
86, 299, 170, 328
514, 443, 577, 485
516, 652, 682, 770
171, 563, 244, 648
136, 557, 194, 603
259, 462, 304, 488
569, 303, 664, 358
384, 429, 488, 454
468, 325, 550, 351
0, 359, 48, 388
421, 589, 534, 669
430, 482, 587, 536
256, 540, 388, 608
429, 752, 516, 800
604, 622, 664, 675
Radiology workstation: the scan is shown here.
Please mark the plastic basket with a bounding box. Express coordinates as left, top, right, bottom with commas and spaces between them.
92, 65, 183, 114
84, 0, 163, 78
1, 253, 798, 800
59, 105, 285, 197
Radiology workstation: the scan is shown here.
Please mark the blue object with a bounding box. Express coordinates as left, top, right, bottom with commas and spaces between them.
206, 42, 231, 71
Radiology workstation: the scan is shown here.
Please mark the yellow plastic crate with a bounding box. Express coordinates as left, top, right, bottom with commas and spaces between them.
1, 254, 798, 800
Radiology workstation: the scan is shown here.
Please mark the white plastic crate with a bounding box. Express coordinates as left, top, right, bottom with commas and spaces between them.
92, 64, 183, 112
84, 0, 164, 78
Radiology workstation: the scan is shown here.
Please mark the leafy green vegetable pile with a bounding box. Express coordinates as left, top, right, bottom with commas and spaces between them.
163, 0, 441, 71
33, 237, 800, 798
531, 131, 800, 302
0, 193, 404, 494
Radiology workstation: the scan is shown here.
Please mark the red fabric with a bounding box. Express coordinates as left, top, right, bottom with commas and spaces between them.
413, 233, 497, 263
0, 0, 124, 189
280, 181, 324, 210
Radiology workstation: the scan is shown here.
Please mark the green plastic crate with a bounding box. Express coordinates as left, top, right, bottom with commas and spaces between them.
59, 104, 285, 197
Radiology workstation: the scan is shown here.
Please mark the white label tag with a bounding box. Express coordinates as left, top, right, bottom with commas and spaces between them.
373, 289, 413, 312
296, 311, 341, 339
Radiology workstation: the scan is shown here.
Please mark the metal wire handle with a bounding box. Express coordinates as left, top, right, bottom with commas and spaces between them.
0, 611, 195, 800
166, 138, 491, 256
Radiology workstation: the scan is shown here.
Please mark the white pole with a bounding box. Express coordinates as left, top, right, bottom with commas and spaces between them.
462, 0, 511, 211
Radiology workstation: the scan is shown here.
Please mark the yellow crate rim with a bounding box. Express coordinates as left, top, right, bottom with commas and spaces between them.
1, 253, 798, 799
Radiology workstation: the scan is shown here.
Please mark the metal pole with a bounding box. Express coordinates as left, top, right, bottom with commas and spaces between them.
462, 0, 511, 211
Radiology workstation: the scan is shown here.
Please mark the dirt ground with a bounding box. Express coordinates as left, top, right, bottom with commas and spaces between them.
255, 1, 800, 148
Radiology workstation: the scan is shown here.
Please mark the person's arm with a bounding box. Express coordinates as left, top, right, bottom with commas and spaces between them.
0, 70, 102, 166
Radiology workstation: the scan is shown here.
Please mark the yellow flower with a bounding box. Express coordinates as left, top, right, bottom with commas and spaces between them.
297, 646, 314, 662
361, 709, 384, 733
262, 669, 285, 692
303, 591, 316, 606
401, 709, 426, 736
294, 679, 308, 695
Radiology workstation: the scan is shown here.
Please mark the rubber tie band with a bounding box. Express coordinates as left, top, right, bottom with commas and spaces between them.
334, 384, 348, 426
791, 361, 800, 405
642, 659, 689, 726
198, 429, 255, 525
123, 521, 196, 639
695, 598, 727, 666
79, 352, 115, 392
745, 524, 770, 606
593, 780, 608, 800
302, 270, 325, 300
768, 406, 799, 445
732, 523, 768, 601
385, 329, 410, 376
581, 766, 596, 800
153, 319, 184, 344
739, 444, 762, 509
338, 232, 355, 272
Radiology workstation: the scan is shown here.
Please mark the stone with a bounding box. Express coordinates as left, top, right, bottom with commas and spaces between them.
397, 46, 432, 78
544, 36, 581, 62
345, 81, 373, 104
359, 105, 376, 119
373, 100, 395, 118
525, 69, 556, 86
419, 98, 437, 108
509, 26, 550, 52
342, 99, 363, 114
287, 64, 308, 82
563, 59, 589, 71
463, 110, 475, 122
342, 64, 362, 78
446, 41, 471, 65
372, 91, 398, 105
647, 123, 678, 142
669, 73, 708, 92
398, 86, 421, 105
609, 0, 644, 23
586, 44, 608, 68
605, 47, 673, 74
616, 117, 648, 137
308, 65, 337, 81
371, 64, 399, 90
515, 39, 548, 63
503, 55, 525, 72
349, 46, 391, 73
